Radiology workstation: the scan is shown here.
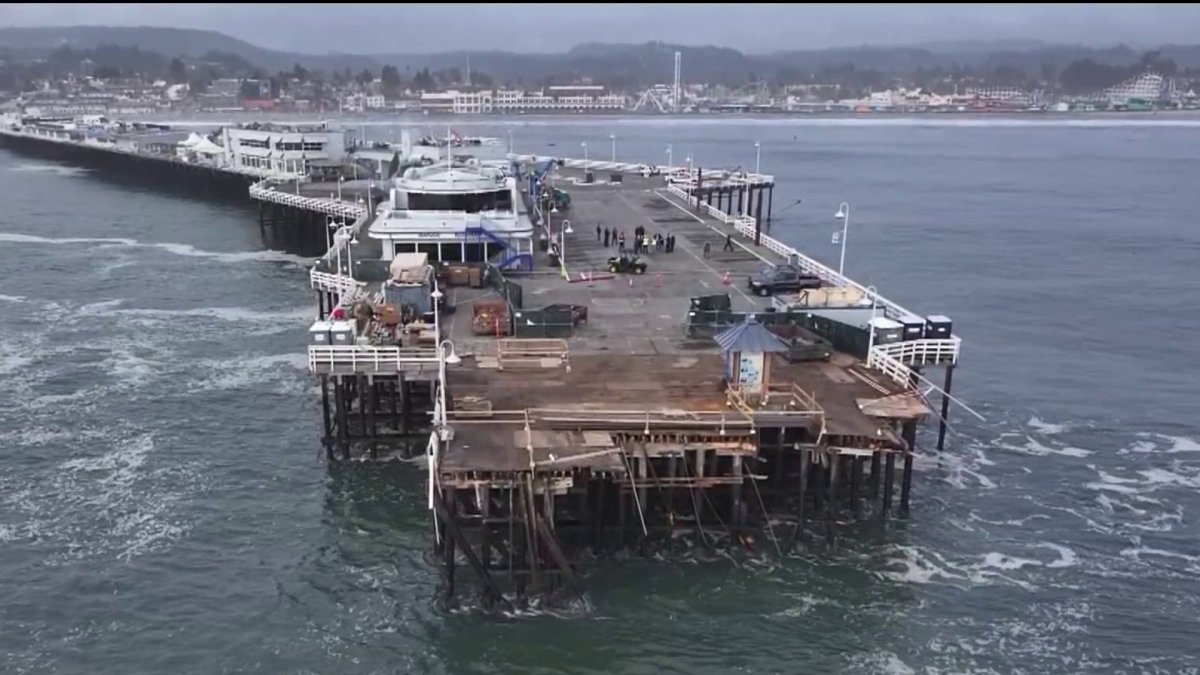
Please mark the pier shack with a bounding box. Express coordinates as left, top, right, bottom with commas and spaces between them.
300, 154, 963, 607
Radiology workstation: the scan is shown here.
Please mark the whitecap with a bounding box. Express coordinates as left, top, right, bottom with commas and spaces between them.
1037, 542, 1079, 569
981, 552, 1042, 571
0, 231, 312, 266
1028, 416, 1067, 435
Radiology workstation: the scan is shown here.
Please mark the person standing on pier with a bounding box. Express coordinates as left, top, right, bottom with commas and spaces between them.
618, 232, 626, 252
596, 224, 602, 242
703, 241, 712, 258
723, 233, 735, 252
603, 227, 610, 248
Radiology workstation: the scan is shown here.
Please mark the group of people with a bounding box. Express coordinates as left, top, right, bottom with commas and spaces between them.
596, 224, 677, 255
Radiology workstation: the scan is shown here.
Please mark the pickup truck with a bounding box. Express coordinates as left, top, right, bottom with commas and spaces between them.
747, 264, 822, 296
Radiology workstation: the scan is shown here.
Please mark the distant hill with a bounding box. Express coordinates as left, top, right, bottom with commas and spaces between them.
2, 25, 1199, 89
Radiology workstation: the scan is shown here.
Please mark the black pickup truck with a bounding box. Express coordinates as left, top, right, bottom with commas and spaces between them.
747, 264, 822, 296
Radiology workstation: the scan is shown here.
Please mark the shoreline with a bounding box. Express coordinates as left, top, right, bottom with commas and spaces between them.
119, 109, 1200, 128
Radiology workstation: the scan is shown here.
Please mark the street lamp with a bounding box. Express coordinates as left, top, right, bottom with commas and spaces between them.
666, 144, 673, 169
581, 141, 588, 163
507, 129, 514, 154
864, 284, 879, 363
754, 141, 761, 175
436, 338, 460, 436
609, 133, 616, 162
835, 201, 850, 281
338, 176, 344, 202
324, 214, 334, 250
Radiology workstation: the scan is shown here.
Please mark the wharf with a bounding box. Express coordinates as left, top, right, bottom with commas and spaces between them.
304, 158, 961, 607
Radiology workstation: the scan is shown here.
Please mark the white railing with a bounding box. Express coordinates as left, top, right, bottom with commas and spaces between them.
309, 269, 366, 298
867, 348, 914, 386
518, 154, 775, 186
308, 345, 439, 373
871, 338, 961, 367
661, 178, 963, 367
249, 179, 368, 220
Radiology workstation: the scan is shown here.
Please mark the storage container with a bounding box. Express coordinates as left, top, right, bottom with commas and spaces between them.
898, 313, 926, 341
329, 320, 356, 347
925, 315, 953, 339
309, 320, 332, 346
868, 317, 904, 345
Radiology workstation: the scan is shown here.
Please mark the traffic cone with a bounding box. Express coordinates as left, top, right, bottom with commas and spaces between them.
628, 275, 634, 287
654, 272, 662, 288
722, 270, 730, 286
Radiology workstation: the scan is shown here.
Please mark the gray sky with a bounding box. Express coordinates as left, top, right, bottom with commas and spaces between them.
2, 3, 1198, 53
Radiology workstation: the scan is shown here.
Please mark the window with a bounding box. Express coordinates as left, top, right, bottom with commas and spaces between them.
407, 189, 512, 212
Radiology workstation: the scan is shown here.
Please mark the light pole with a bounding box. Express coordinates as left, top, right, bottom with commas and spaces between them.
581, 141, 588, 163
560, 216, 572, 266
754, 141, 761, 175
835, 201, 850, 281
686, 154, 693, 175
864, 284, 879, 362
507, 129, 514, 154
666, 144, 673, 169
609, 133, 616, 162
338, 176, 344, 202
324, 214, 334, 250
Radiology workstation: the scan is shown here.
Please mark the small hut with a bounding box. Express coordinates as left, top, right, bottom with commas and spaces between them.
714, 316, 788, 399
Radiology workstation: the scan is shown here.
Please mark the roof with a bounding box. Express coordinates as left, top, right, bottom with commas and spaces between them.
713, 316, 788, 353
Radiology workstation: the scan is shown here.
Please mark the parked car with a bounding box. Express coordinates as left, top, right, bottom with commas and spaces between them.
747, 264, 822, 296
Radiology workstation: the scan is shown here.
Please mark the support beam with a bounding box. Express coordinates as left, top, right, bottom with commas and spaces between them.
320, 374, 333, 461
826, 454, 839, 546
766, 184, 774, 223
754, 184, 765, 245
901, 421, 916, 515
534, 513, 582, 593
882, 453, 895, 518
792, 447, 809, 543
432, 488, 509, 610
869, 451, 881, 500
850, 456, 862, 519
937, 365, 955, 452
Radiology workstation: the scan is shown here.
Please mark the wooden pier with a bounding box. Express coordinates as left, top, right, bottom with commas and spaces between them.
304, 164, 962, 609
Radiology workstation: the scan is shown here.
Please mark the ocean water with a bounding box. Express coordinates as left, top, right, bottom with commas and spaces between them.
1, 116, 1199, 674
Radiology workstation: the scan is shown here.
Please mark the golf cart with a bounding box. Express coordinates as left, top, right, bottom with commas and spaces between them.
607, 251, 647, 275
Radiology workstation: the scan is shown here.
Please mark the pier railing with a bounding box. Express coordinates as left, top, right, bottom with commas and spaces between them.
519, 155, 774, 187
308, 345, 439, 374
869, 339, 961, 368
665, 182, 962, 387
309, 269, 367, 299
249, 179, 368, 220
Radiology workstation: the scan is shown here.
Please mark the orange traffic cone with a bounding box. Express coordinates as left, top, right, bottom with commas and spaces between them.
722, 270, 730, 286
654, 272, 662, 288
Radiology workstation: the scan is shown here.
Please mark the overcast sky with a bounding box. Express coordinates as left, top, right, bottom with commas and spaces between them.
3, 3, 1198, 53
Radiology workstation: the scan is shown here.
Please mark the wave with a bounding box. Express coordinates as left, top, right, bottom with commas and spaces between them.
1027, 416, 1068, 435
7, 162, 91, 177
0, 232, 312, 266
79, 300, 313, 324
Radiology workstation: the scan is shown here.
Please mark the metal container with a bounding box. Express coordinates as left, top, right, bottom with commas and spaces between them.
329, 320, 356, 347
898, 313, 926, 341
925, 315, 953, 339
868, 317, 904, 345
309, 320, 332, 346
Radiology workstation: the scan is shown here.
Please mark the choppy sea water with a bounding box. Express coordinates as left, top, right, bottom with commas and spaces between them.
1, 117, 1199, 674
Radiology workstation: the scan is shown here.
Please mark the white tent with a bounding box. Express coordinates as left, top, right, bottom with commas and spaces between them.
190, 137, 223, 156
179, 132, 206, 148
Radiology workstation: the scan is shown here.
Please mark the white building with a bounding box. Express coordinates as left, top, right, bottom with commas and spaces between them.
369, 160, 534, 268
420, 87, 625, 114
220, 123, 351, 177
365, 95, 386, 110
